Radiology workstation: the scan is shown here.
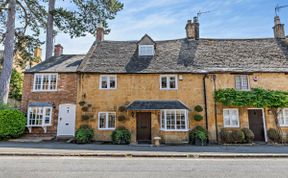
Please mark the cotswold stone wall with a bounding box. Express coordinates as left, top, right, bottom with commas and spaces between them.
21, 73, 78, 135
77, 74, 207, 143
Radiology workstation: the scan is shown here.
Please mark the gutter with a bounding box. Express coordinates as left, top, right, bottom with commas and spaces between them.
212, 74, 219, 143
202, 74, 208, 131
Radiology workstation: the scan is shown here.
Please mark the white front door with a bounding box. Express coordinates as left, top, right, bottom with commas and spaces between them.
57, 104, 76, 136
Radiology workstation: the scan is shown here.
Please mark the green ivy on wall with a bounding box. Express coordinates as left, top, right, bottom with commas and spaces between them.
215, 88, 288, 109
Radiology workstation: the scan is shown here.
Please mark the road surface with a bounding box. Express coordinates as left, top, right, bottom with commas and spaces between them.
0, 157, 287, 178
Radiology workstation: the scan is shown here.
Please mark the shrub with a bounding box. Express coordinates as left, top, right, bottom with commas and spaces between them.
118, 105, 126, 112
194, 105, 203, 112
220, 129, 232, 143
231, 130, 245, 143
78, 101, 86, 106
242, 128, 255, 143
189, 126, 208, 144
267, 128, 281, 143
0, 103, 16, 110
118, 115, 126, 121
193, 114, 203, 122
75, 125, 94, 144
81, 115, 90, 121
0, 109, 26, 139
111, 127, 131, 144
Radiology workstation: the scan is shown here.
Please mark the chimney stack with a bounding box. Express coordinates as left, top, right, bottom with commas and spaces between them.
96, 22, 104, 42
273, 16, 285, 39
54, 44, 63, 57
185, 17, 200, 40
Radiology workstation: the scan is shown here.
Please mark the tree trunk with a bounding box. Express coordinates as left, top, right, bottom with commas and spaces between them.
0, 0, 16, 104
45, 0, 56, 60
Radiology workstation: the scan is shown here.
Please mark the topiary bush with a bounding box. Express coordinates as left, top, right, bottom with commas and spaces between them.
267, 128, 281, 143
231, 130, 245, 143
189, 126, 208, 144
242, 128, 255, 143
193, 114, 203, 122
194, 105, 203, 112
0, 109, 26, 140
220, 129, 232, 143
111, 127, 131, 144
75, 125, 94, 144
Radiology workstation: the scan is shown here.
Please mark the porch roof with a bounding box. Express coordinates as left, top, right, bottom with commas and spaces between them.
126, 100, 190, 111
28, 102, 53, 107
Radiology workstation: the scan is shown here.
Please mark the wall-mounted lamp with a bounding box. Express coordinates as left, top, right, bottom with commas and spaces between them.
131, 111, 135, 118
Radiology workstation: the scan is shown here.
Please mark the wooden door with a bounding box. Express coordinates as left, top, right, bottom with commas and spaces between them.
248, 109, 265, 141
136, 112, 151, 144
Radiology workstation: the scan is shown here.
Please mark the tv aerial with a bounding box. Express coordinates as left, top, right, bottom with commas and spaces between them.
197, 10, 211, 19
275, 4, 288, 16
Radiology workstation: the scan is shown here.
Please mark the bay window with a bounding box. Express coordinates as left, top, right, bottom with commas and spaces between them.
160, 110, 188, 131
27, 107, 52, 126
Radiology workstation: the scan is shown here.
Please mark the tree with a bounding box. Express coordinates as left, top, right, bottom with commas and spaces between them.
45, 0, 123, 58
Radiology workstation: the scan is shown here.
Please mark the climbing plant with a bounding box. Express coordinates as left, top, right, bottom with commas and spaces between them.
215, 88, 288, 142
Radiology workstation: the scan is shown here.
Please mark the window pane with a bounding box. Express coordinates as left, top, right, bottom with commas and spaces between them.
108, 113, 116, 128
109, 76, 116, 89
101, 76, 108, 88
176, 110, 186, 129
42, 75, 49, 90
44, 108, 51, 124
161, 77, 167, 88
99, 113, 106, 128
241, 76, 248, 90
169, 77, 176, 89
223, 110, 231, 126
35, 75, 42, 90
50, 75, 57, 90
161, 111, 165, 129
166, 111, 175, 129
235, 76, 242, 90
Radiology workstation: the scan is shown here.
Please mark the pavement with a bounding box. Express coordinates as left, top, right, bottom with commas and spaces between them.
0, 142, 288, 158
1, 157, 288, 178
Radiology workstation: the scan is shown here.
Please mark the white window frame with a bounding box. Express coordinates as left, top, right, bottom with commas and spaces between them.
235, 75, 250, 91
160, 109, 188, 131
27, 106, 52, 127
98, 112, 116, 130
138, 45, 155, 56
160, 75, 178, 90
223, 108, 240, 128
278, 108, 288, 127
99, 75, 117, 90
32, 73, 58, 92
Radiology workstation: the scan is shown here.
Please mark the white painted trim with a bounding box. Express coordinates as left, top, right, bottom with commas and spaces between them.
234, 75, 250, 91
247, 108, 268, 142
99, 75, 117, 90
160, 109, 188, 131
223, 108, 240, 128
160, 75, 178, 90
278, 108, 288, 127
138, 45, 155, 56
32, 73, 58, 92
98, 112, 116, 130
26, 106, 53, 127
57, 103, 76, 137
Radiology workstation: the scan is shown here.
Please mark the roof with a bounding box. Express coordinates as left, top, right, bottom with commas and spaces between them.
126, 100, 190, 110
26, 55, 85, 73
28, 102, 52, 107
78, 38, 288, 73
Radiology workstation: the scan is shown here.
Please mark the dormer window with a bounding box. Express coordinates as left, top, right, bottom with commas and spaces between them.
139, 45, 154, 56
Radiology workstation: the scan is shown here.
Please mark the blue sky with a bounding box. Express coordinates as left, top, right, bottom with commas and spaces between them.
1, 0, 288, 58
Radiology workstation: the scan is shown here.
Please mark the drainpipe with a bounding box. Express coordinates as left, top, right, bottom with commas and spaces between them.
202, 74, 208, 131
212, 74, 219, 143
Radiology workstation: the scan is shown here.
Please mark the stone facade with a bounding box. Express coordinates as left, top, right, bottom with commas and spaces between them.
21, 73, 78, 136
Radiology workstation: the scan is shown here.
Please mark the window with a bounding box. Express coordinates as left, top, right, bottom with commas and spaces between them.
98, 112, 116, 130
235, 75, 249, 90
160, 110, 188, 131
33, 73, 57, 91
223, 109, 240, 128
160, 75, 178, 90
27, 107, 52, 126
278, 108, 288, 127
99, 75, 117, 89
139, 45, 154, 56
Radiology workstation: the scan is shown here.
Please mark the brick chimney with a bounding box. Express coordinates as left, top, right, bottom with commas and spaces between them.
96, 23, 104, 42
54, 44, 63, 57
185, 17, 199, 40
273, 16, 285, 39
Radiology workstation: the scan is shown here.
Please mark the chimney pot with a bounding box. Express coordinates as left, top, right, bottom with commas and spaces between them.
273, 16, 285, 39
54, 44, 63, 57
185, 17, 199, 40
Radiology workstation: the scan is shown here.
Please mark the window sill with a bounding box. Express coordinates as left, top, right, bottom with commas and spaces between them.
98, 128, 115, 131
26, 125, 52, 127
99, 88, 117, 90
160, 88, 178, 91
223, 126, 240, 128
160, 129, 189, 132
32, 90, 57, 92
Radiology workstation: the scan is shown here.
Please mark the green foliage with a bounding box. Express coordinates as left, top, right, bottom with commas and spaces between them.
0, 103, 16, 110
189, 126, 208, 144
111, 127, 131, 144
242, 128, 255, 143
194, 105, 203, 112
220, 129, 232, 143
267, 128, 282, 143
0, 109, 26, 139
193, 114, 203, 122
75, 125, 94, 144
9, 69, 23, 101
215, 88, 288, 108
231, 130, 245, 143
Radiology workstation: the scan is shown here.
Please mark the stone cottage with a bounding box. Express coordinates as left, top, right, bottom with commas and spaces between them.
21, 16, 288, 143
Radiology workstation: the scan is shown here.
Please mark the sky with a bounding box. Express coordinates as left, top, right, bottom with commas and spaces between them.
1, 0, 288, 59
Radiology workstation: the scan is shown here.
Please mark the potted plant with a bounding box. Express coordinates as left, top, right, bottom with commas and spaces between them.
195, 130, 208, 146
